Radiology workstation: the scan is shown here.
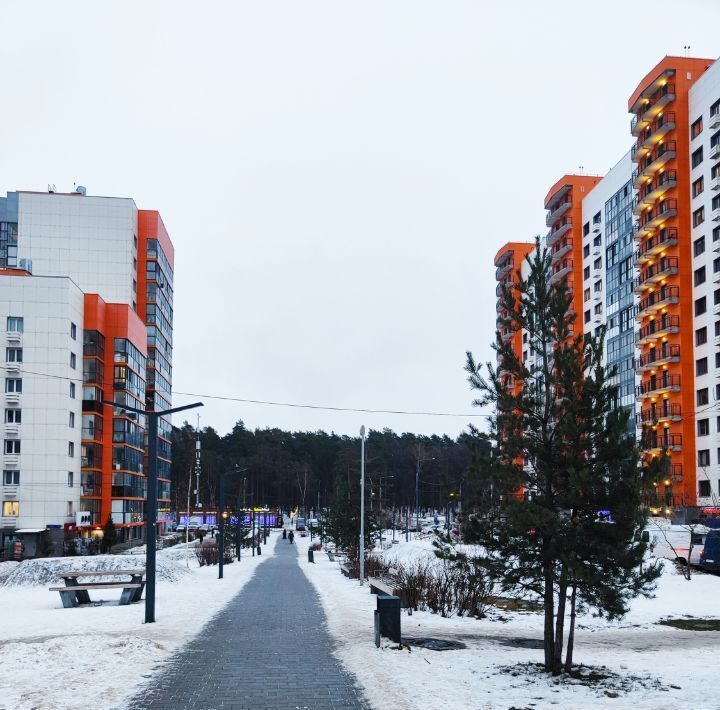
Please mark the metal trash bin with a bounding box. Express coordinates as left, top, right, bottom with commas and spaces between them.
376, 594, 401, 643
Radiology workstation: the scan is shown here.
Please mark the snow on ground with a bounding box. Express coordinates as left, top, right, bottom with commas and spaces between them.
0, 533, 278, 710
298, 534, 720, 710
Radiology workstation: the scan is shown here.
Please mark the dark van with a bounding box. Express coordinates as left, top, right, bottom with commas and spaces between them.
700, 530, 720, 571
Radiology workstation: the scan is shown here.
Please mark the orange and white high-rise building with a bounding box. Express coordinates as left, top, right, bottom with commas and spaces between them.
494, 54, 720, 517
0, 187, 174, 554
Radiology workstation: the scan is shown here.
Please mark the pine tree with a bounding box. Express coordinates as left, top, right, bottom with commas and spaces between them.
464, 238, 660, 674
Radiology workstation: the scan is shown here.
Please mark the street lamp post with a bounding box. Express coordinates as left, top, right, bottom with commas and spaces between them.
359, 425, 366, 586
415, 457, 435, 533
110, 399, 203, 624
217, 465, 246, 579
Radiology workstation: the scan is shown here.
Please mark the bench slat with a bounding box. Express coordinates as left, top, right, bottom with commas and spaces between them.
49, 584, 141, 591
57, 570, 143, 577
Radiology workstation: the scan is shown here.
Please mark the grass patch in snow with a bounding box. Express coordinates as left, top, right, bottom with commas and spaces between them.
658, 617, 720, 631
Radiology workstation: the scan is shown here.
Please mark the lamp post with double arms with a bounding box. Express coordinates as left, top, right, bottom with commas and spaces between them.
109, 399, 203, 624
217, 465, 246, 579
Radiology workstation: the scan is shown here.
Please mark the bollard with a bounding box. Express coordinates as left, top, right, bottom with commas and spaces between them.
308, 549, 315, 563
374, 610, 381, 648
376, 595, 401, 644
257, 544, 262, 555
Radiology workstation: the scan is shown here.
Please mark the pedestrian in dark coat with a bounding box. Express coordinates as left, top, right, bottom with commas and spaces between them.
283, 529, 287, 540
288, 530, 295, 544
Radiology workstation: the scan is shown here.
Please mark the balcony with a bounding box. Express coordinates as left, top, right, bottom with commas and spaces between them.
636, 315, 680, 344
633, 171, 678, 215
712, 176, 720, 192
632, 81, 676, 122
637, 403, 682, 426
646, 432, 683, 454
549, 258, 573, 284
546, 199, 572, 228
500, 328, 514, 343
5, 392, 20, 404
3, 454, 19, 467
637, 374, 681, 400
711, 112, 720, 130
631, 112, 676, 163
4, 423, 20, 435
713, 205, 720, 223
4, 360, 21, 373
634, 256, 678, 291
710, 144, 720, 160
551, 237, 573, 261
636, 285, 679, 317
637, 344, 680, 371
634, 199, 678, 239
635, 227, 678, 263
6, 331, 21, 343
547, 218, 573, 247
632, 141, 678, 189
495, 256, 514, 281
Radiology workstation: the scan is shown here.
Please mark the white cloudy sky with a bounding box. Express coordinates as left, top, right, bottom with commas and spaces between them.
2, 1, 719, 436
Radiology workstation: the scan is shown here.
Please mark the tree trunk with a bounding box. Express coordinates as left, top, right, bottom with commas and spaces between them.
553, 564, 568, 675
543, 557, 555, 672
564, 581, 577, 673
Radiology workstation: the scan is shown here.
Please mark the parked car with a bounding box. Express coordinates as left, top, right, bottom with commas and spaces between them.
176, 524, 186, 533
642, 521, 709, 565
700, 530, 720, 571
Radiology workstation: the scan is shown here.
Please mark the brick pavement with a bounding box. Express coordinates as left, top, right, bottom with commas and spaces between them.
129, 534, 368, 710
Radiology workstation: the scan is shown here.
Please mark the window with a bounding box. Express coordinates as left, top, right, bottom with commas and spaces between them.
69, 412, 75, 428
699, 480, 712, 497
583, 222, 590, 237
3, 470, 19, 485
694, 236, 706, 256
584, 288, 591, 302
6, 317, 23, 333
70, 322, 77, 340
697, 357, 709, 376
594, 280, 602, 292
712, 131, 720, 149
5, 409, 20, 424
715, 258, 720, 275
691, 117, 703, 139
593, 257, 602, 270
593, 235, 602, 247
696, 327, 708, 345
716, 352, 720, 369
584, 310, 591, 323
4, 440, 20, 454
693, 177, 705, 197
68, 471, 74, 488
695, 266, 707, 286
698, 388, 709, 406
70, 353, 76, 369
68, 442, 75, 457
698, 418, 710, 436
70, 382, 76, 399
594, 303, 602, 315
583, 244, 590, 258
714, 225, 720, 243
696, 296, 707, 316
712, 99, 720, 117
593, 212, 601, 225
713, 163, 720, 180
2, 501, 19, 517
6, 348, 22, 363
5, 378, 21, 393
699, 450, 711, 467
694, 207, 705, 227
692, 147, 704, 168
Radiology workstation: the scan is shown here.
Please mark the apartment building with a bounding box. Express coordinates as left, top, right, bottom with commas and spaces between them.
0, 189, 174, 554
493, 54, 720, 514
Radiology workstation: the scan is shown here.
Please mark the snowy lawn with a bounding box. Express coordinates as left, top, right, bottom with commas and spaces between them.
298, 535, 720, 710
0, 534, 277, 710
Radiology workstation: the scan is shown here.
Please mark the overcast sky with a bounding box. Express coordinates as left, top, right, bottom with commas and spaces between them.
3, 1, 719, 437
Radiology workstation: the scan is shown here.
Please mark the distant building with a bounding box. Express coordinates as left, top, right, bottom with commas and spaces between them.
1, 188, 174, 554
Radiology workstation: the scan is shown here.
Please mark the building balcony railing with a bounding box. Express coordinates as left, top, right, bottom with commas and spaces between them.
646, 432, 683, 453
546, 218, 573, 247
633, 199, 678, 239
632, 141, 678, 189
637, 403, 682, 426
551, 237, 573, 261
500, 328, 514, 343
636, 314, 680, 344
635, 227, 678, 263
632, 82, 676, 123
495, 258, 514, 281
636, 285, 679, 317
633, 171, 678, 215
631, 112, 676, 163
634, 256, 678, 291
637, 344, 680, 371
549, 258, 573, 284
545, 199, 572, 227
637, 374, 681, 399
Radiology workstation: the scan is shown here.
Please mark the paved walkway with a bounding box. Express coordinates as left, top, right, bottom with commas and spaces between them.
129, 534, 368, 710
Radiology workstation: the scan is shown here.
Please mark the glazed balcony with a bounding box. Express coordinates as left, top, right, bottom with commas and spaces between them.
633, 171, 677, 215
546, 218, 573, 247
495, 256, 514, 281
631, 112, 676, 163
636, 285, 679, 317
635, 227, 678, 263
637, 374, 681, 400
636, 315, 680, 345
646, 432, 683, 454
637, 344, 680, 372
551, 237, 573, 261
637, 403, 682, 426
549, 258, 573, 285
633, 199, 678, 240
545, 198, 572, 228
632, 141, 677, 189
634, 256, 678, 291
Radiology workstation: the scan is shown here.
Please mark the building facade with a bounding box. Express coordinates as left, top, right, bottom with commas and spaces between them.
1, 189, 174, 553
493, 54, 720, 514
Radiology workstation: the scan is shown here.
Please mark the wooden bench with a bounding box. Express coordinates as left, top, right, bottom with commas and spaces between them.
339, 563, 354, 578
50, 583, 143, 608
369, 567, 407, 606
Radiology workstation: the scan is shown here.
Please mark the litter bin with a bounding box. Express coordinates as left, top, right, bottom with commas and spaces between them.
376, 594, 401, 643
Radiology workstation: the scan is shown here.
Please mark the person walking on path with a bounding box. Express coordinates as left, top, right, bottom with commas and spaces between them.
283, 528, 287, 540
288, 530, 294, 544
